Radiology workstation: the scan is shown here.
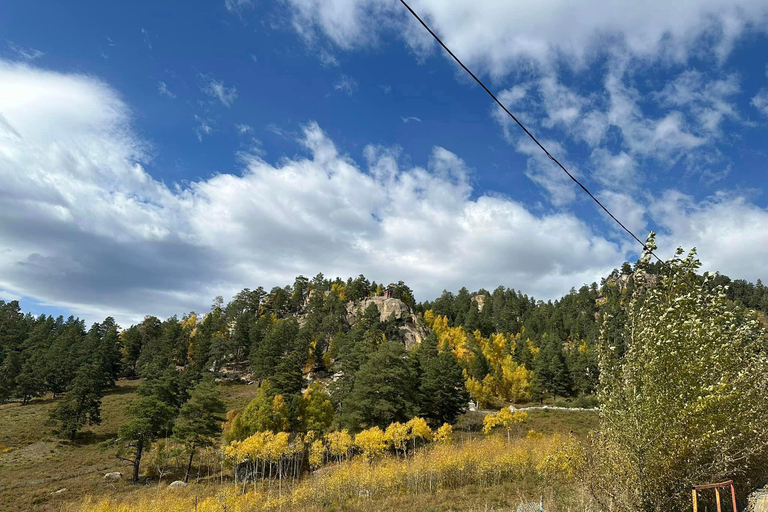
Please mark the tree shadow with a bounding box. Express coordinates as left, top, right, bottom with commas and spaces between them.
71, 431, 117, 446
103, 384, 138, 397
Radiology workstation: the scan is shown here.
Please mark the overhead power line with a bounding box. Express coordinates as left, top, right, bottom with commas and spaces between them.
398, 0, 661, 262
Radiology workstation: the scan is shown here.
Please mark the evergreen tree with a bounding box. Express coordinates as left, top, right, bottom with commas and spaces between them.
49, 363, 104, 440
341, 341, 418, 430
117, 374, 179, 481
172, 375, 225, 482
251, 317, 299, 379
418, 343, 469, 426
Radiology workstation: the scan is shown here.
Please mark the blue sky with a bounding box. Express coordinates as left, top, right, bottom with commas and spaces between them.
1, 0, 767, 326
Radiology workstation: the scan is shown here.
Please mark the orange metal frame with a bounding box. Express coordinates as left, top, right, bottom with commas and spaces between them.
692, 480, 737, 512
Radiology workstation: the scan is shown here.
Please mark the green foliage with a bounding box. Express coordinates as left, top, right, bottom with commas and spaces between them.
172, 374, 226, 482
416, 335, 469, 426
252, 317, 299, 380
341, 341, 419, 430
590, 236, 768, 512
299, 382, 335, 433
49, 362, 104, 440
227, 381, 291, 441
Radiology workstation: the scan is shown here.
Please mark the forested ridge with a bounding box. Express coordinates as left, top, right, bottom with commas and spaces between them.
1, 264, 767, 485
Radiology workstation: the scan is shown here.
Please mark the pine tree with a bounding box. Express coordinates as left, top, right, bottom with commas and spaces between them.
117, 375, 178, 482
172, 375, 225, 482
419, 348, 469, 426
342, 341, 419, 430
252, 318, 299, 379
49, 363, 104, 440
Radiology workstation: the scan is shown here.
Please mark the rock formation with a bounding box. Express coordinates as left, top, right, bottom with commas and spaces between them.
346, 297, 429, 349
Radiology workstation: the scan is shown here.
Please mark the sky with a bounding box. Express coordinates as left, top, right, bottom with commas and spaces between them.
1, 0, 767, 327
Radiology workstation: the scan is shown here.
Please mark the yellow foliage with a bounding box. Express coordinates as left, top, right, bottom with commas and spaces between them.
384, 422, 408, 454
499, 356, 532, 403
330, 282, 347, 301
405, 417, 432, 442
465, 376, 492, 408
355, 426, 386, 461
324, 430, 352, 461
482, 409, 528, 440
423, 309, 435, 327
433, 423, 453, 444
309, 439, 324, 469
75, 435, 581, 512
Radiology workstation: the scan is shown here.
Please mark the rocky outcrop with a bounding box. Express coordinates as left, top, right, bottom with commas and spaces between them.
103, 472, 122, 481
346, 297, 429, 349
168, 480, 187, 489
471, 294, 487, 312
347, 297, 409, 323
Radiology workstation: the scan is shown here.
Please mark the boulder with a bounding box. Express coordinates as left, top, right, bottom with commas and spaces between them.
748, 485, 768, 512
103, 472, 122, 481
168, 480, 188, 489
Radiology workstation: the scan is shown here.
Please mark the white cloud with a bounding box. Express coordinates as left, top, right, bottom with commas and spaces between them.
157, 80, 176, 99
318, 48, 340, 67
225, 0, 254, 13
401, 116, 421, 124
194, 115, 214, 141
3, 61, 765, 326
236, 123, 253, 134
515, 137, 578, 206
200, 74, 238, 107
590, 149, 639, 191
0, 60, 637, 325
651, 191, 768, 282
140, 28, 152, 50
596, 190, 648, 237
283, 0, 768, 74
7, 42, 44, 61
752, 89, 768, 117
655, 70, 740, 133
333, 74, 358, 95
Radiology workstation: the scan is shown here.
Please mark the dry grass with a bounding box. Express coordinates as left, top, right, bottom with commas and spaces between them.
0, 379, 597, 512
0, 379, 260, 512
69, 434, 596, 512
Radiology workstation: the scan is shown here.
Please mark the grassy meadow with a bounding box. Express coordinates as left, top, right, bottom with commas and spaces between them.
0, 379, 596, 512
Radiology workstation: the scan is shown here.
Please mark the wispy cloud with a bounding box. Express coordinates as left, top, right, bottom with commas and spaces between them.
157, 81, 176, 99
200, 74, 238, 107
194, 115, 214, 141
224, 0, 254, 13
401, 116, 421, 124
379, 85, 391, 94
752, 89, 768, 117
141, 28, 152, 50
7, 42, 44, 61
235, 123, 252, 134
318, 49, 339, 67
333, 74, 357, 96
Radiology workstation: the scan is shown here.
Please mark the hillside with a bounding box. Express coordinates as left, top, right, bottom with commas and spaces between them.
1, 262, 766, 511
0, 379, 596, 512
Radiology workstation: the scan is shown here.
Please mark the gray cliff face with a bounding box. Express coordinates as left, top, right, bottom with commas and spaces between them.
346, 297, 429, 349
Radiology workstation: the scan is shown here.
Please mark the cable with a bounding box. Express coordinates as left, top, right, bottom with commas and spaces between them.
398, 0, 661, 262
